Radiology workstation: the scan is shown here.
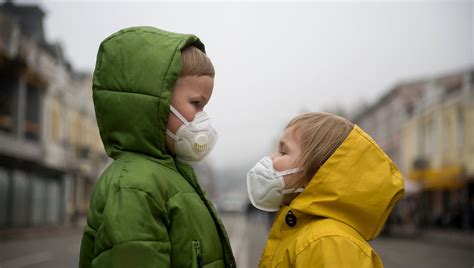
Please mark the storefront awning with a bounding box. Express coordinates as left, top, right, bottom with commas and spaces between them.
409, 166, 465, 190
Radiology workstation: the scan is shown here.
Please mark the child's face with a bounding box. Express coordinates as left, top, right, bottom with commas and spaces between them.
166, 75, 214, 155
271, 126, 303, 189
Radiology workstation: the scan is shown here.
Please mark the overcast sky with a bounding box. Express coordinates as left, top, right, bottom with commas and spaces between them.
28, 1, 474, 172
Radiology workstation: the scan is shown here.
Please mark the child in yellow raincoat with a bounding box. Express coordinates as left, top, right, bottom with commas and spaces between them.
246, 112, 405, 267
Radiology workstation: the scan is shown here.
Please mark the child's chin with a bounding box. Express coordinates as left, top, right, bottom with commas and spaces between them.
282, 193, 300, 206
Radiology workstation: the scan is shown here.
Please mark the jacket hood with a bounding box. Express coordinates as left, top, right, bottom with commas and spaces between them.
92, 26, 205, 161
291, 125, 405, 240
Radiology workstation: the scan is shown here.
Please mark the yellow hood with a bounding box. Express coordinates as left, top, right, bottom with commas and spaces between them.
291, 125, 405, 241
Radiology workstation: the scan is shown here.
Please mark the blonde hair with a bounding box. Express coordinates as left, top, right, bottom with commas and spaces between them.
180, 46, 215, 77
287, 112, 354, 187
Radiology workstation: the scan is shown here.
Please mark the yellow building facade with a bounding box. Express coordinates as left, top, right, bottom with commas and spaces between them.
403, 73, 473, 189
402, 71, 473, 228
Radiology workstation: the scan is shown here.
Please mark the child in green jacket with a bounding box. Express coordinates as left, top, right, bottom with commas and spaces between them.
79, 26, 235, 268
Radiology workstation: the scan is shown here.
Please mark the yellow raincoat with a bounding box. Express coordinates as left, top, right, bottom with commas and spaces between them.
259, 125, 405, 268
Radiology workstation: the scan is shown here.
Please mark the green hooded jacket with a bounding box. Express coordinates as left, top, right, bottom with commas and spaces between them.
79, 26, 236, 268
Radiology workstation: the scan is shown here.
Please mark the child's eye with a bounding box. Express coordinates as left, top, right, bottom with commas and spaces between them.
191, 101, 200, 107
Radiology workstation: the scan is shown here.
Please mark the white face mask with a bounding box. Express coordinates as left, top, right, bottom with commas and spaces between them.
246, 156, 304, 212
166, 106, 218, 164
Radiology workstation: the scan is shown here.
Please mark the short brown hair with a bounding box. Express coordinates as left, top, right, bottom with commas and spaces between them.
287, 112, 354, 187
180, 46, 215, 77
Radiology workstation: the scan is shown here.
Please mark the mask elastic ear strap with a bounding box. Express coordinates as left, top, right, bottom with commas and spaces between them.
276, 168, 303, 177
166, 129, 179, 141
170, 106, 190, 126
282, 188, 305, 195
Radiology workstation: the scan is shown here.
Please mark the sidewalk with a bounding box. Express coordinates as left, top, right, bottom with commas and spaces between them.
0, 224, 84, 268
0, 219, 86, 242
385, 224, 474, 249
421, 228, 474, 249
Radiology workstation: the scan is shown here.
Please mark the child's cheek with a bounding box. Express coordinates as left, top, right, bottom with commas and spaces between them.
273, 158, 287, 172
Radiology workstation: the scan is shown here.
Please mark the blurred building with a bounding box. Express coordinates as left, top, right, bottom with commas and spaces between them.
0, 1, 108, 229
193, 160, 217, 200
354, 81, 425, 170
355, 69, 474, 231
402, 71, 473, 229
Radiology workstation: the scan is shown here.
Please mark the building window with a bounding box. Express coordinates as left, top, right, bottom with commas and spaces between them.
456, 106, 464, 157
25, 84, 41, 141
50, 100, 61, 142
425, 118, 435, 156
69, 111, 82, 150
443, 114, 450, 162
0, 167, 9, 227
405, 103, 414, 118
0, 76, 18, 134
417, 121, 424, 157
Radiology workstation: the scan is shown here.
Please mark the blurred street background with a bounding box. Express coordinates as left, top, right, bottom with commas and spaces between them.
0, 0, 473, 267
0, 212, 473, 267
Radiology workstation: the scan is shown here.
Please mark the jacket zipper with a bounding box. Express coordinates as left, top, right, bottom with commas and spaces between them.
193, 240, 203, 268
184, 165, 234, 267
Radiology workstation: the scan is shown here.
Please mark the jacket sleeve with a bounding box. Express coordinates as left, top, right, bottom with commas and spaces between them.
79, 222, 97, 268
293, 236, 382, 268
88, 188, 171, 268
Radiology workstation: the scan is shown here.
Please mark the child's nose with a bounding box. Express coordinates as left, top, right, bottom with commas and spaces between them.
270, 152, 277, 161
